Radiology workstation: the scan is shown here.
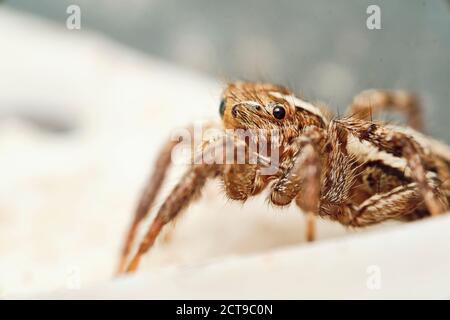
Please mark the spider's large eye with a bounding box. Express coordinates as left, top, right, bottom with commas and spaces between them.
272, 105, 286, 120
219, 99, 225, 118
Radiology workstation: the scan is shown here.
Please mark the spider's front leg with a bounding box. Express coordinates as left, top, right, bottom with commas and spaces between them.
126, 162, 221, 273
124, 134, 257, 274
117, 123, 218, 274
347, 89, 424, 131
117, 137, 178, 274
270, 126, 327, 242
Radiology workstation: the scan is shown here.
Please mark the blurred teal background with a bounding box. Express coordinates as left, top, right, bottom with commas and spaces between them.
4, 0, 450, 141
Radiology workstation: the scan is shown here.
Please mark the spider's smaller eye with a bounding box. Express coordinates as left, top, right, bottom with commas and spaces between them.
219, 99, 226, 118
272, 105, 286, 120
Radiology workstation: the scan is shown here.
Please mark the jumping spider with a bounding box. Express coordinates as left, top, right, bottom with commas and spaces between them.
117, 82, 450, 274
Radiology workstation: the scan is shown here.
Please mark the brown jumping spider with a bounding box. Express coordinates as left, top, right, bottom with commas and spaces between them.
117, 82, 450, 274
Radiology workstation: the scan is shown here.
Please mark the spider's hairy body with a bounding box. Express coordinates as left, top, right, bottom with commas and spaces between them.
118, 82, 450, 274
319, 119, 450, 224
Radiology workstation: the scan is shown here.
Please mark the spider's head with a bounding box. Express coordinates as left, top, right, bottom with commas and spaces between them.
219, 82, 326, 132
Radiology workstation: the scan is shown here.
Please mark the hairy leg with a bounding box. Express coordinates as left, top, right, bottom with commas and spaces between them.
125, 163, 221, 273
295, 143, 321, 242
117, 138, 178, 273
328, 182, 425, 226
117, 123, 219, 273
123, 134, 246, 274
270, 127, 326, 241
399, 135, 448, 215
335, 118, 448, 216
347, 89, 424, 131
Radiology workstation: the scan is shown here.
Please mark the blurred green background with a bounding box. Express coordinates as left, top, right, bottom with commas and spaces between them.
4, 0, 450, 141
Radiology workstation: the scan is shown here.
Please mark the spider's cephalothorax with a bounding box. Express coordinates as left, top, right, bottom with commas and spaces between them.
220, 82, 327, 131
118, 82, 450, 274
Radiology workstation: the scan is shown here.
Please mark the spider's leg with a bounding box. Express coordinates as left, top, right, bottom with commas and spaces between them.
125, 163, 221, 273
116, 138, 178, 274
117, 123, 219, 274
328, 182, 431, 227
347, 89, 424, 131
393, 132, 448, 215
270, 126, 327, 242
124, 134, 241, 274
336, 118, 448, 216
294, 142, 321, 242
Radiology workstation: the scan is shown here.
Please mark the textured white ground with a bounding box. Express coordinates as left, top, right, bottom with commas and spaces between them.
0, 8, 449, 299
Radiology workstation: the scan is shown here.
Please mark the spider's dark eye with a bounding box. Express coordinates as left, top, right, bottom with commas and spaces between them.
272, 105, 286, 120
219, 99, 225, 118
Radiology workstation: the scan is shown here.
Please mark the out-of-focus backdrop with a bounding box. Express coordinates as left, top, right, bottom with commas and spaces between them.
7, 0, 450, 141
1, 0, 450, 299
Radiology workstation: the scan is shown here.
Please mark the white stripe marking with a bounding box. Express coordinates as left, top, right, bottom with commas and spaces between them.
241, 100, 262, 108
269, 92, 325, 119
346, 134, 438, 180
387, 124, 450, 161
346, 134, 411, 175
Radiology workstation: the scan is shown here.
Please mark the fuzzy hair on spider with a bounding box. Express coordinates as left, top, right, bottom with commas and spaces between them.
117, 82, 450, 274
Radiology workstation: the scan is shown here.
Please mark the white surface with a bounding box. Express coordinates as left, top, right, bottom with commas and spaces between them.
0, 8, 448, 299
38, 214, 450, 299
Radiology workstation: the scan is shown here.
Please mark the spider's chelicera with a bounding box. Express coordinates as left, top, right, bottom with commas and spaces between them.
117, 82, 450, 274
